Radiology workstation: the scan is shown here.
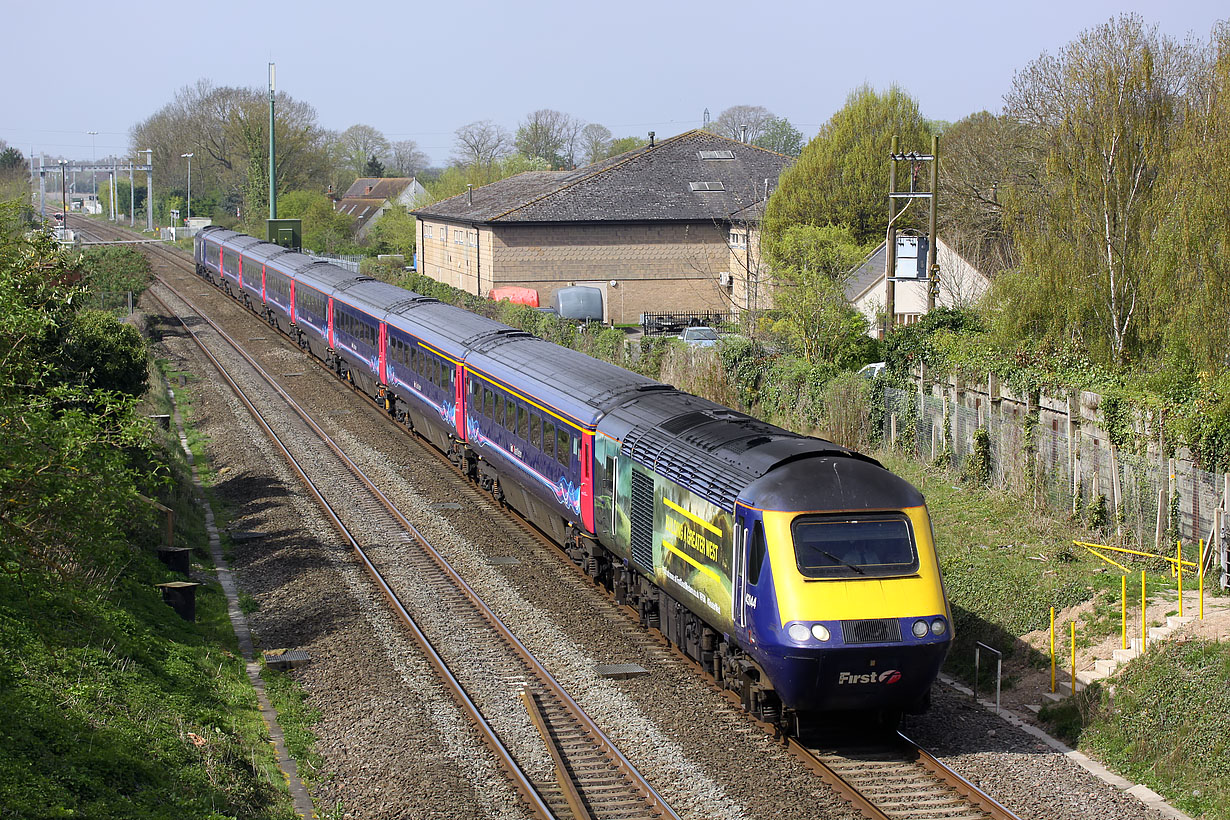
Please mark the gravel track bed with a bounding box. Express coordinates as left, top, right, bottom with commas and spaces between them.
147, 278, 533, 820
147, 252, 1175, 820
901, 688, 1171, 820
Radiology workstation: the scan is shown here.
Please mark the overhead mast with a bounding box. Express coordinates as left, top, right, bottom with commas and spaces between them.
269, 62, 276, 220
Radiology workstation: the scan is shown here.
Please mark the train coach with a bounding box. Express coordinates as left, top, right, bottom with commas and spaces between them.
195, 227, 952, 729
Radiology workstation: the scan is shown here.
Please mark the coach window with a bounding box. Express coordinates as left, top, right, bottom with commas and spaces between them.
494, 393, 504, 427
543, 420, 555, 460
483, 387, 494, 418
530, 413, 541, 448
517, 404, 528, 439
504, 399, 517, 433
557, 429, 570, 466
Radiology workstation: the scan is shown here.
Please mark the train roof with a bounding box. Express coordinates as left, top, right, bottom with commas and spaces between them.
464, 334, 665, 429
244, 242, 292, 264
385, 300, 511, 363
598, 389, 882, 511
333, 278, 428, 318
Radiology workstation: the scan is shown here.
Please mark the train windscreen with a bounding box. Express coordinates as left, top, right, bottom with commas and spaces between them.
790, 514, 918, 579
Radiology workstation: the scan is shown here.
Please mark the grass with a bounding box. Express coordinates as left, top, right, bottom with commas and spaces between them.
1075, 640, 1230, 820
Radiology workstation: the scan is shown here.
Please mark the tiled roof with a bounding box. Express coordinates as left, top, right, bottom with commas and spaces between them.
342, 177, 417, 200
845, 241, 888, 301
413, 130, 790, 224
336, 197, 384, 220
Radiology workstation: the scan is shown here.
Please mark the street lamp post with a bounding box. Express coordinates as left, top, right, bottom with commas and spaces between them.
180, 152, 193, 224
87, 130, 98, 212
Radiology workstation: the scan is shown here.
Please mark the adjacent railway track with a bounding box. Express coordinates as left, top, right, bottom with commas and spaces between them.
76, 215, 1024, 820
77, 217, 677, 820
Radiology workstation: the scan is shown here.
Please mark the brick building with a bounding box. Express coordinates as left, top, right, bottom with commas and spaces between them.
411, 130, 789, 324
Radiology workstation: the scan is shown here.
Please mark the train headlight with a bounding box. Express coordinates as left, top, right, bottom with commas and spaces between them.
930, 618, 948, 636
787, 623, 811, 642
911, 620, 929, 638
811, 624, 831, 642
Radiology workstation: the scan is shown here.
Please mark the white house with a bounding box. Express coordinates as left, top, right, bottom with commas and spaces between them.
844, 236, 990, 335
335, 177, 428, 239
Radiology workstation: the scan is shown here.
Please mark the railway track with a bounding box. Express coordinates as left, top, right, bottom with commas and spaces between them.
73, 216, 677, 820
74, 215, 1024, 820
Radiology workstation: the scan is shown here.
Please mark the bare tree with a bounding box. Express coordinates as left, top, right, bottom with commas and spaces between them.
706, 105, 775, 143
389, 139, 428, 177
580, 123, 612, 165
515, 109, 584, 168
339, 124, 390, 177
452, 120, 512, 176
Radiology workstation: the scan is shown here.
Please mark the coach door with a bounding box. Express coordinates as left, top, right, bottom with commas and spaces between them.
733, 507, 750, 629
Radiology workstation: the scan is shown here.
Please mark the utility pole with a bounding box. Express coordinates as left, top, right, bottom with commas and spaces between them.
885, 136, 940, 333
884, 135, 899, 339
141, 149, 153, 231
87, 130, 98, 212
926, 134, 940, 312
269, 62, 276, 221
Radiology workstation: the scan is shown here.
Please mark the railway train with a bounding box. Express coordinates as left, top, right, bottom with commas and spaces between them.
194, 227, 952, 728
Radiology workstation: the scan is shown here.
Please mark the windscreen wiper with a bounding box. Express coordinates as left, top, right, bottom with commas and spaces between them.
822, 551, 866, 574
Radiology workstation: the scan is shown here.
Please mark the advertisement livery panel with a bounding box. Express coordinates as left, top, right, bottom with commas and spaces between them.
656, 488, 734, 628
607, 446, 736, 633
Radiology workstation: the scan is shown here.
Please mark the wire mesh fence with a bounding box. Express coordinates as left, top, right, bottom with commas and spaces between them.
883, 386, 1227, 556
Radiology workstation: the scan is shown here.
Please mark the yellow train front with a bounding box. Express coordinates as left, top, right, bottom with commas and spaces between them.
734, 455, 950, 718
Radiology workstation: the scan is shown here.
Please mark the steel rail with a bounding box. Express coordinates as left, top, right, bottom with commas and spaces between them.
144, 280, 558, 820
136, 248, 677, 820
90, 215, 1020, 820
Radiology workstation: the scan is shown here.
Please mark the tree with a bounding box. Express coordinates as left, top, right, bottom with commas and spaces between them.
277, 190, 357, 254
706, 105, 774, 143
339, 124, 390, 177
1141, 21, 1230, 374
936, 111, 1033, 276
606, 136, 648, 157
762, 85, 931, 251
0, 144, 27, 202
364, 155, 385, 178
763, 223, 871, 366
998, 14, 1191, 364
452, 120, 512, 180
129, 80, 331, 225
580, 123, 612, 165
426, 153, 550, 202
753, 117, 804, 156
367, 203, 416, 258
514, 109, 584, 168
388, 139, 428, 177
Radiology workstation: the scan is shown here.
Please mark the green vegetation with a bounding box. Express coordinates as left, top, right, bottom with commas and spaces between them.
0, 202, 298, 819
1042, 641, 1230, 820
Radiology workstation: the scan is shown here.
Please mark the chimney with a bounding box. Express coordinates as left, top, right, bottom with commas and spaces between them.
467, 184, 473, 206
648, 131, 655, 147
364, 185, 373, 195
740, 125, 748, 143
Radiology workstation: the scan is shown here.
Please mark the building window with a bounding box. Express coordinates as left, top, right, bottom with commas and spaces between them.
729, 230, 746, 248
424, 225, 432, 238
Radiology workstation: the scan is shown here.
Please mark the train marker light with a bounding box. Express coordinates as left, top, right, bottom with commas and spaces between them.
811, 624, 831, 641
930, 618, 947, 636
912, 620, 929, 638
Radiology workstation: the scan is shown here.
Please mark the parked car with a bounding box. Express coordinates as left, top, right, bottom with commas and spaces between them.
679, 326, 720, 348
858, 361, 887, 379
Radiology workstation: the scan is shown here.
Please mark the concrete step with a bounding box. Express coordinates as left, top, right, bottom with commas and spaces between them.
1147, 626, 1172, 641
1166, 615, 1194, 629
1113, 647, 1140, 663
1077, 668, 1109, 686
1094, 658, 1119, 676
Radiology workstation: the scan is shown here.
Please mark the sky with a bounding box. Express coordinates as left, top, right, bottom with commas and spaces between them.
3, 0, 1226, 168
